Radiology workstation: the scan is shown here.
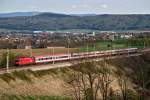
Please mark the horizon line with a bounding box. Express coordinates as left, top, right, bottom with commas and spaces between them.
0, 11, 150, 15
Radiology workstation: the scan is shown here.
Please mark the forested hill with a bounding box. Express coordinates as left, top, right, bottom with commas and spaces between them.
0, 13, 150, 31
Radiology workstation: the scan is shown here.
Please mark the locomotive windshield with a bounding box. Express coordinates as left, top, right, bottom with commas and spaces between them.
15, 59, 19, 62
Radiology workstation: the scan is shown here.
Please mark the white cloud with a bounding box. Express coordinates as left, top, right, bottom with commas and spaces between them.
72, 5, 77, 9
82, 4, 88, 8
71, 4, 90, 9
29, 6, 37, 9
101, 4, 108, 8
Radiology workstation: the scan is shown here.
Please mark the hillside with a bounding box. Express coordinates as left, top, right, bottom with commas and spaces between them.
0, 53, 150, 100
0, 13, 150, 30
0, 12, 41, 18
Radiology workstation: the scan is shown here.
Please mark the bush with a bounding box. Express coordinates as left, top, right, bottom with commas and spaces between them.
0, 51, 16, 68
0, 50, 23, 68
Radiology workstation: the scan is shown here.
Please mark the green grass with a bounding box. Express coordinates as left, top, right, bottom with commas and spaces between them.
0, 94, 73, 100
78, 39, 146, 52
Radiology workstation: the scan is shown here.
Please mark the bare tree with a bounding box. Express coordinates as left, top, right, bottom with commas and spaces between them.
97, 59, 114, 100
67, 59, 114, 100
118, 74, 128, 100
67, 62, 99, 100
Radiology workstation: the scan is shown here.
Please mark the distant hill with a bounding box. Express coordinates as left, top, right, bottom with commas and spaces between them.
0, 12, 150, 31
0, 12, 41, 18
71, 14, 97, 17
35, 12, 72, 18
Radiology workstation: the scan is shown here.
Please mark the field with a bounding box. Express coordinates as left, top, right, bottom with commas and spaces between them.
46, 29, 101, 33
0, 48, 77, 57
0, 39, 148, 60
79, 39, 145, 52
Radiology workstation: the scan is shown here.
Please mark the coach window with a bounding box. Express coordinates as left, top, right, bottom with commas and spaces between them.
49, 57, 52, 59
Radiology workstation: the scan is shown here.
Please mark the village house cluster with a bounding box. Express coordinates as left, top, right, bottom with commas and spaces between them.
0, 30, 150, 49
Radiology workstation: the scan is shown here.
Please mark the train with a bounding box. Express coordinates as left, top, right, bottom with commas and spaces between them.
15, 48, 138, 66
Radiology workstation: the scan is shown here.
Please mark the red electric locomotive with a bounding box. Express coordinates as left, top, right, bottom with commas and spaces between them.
15, 57, 35, 66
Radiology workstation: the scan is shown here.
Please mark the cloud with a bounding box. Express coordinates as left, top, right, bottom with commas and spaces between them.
101, 4, 108, 8
71, 4, 90, 9
72, 5, 77, 9
82, 4, 88, 8
29, 6, 37, 9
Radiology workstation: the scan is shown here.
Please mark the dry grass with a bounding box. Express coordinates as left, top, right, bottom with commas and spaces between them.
0, 73, 71, 96
0, 68, 72, 96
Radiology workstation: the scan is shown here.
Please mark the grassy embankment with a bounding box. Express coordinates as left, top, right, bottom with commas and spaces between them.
0, 95, 72, 100
0, 68, 74, 100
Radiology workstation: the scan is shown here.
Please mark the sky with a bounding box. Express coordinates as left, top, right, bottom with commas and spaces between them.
0, 0, 150, 14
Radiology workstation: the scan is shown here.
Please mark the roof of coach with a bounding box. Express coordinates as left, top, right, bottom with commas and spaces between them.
35, 53, 71, 58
